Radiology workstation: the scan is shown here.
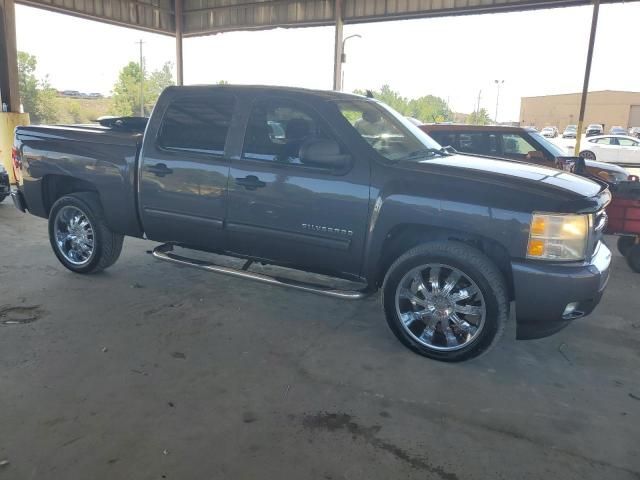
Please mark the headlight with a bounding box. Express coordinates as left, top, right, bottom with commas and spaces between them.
527, 213, 589, 261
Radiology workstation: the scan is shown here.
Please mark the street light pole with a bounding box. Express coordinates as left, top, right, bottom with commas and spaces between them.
340, 34, 361, 92
494, 80, 504, 123
137, 39, 145, 117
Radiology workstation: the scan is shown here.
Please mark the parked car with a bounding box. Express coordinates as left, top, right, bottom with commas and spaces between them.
10, 85, 612, 362
563, 125, 577, 138
610, 126, 627, 135
586, 124, 604, 137
0, 164, 9, 203
629, 127, 640, 139
419, 124, 630, 184
540, 126, 558, 138
580, 135, 640, 165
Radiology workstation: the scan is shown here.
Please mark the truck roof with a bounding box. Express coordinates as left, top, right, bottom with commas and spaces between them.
162, 84, 368, 102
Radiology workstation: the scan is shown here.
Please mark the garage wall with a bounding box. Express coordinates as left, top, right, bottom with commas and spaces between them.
519, 91, 640, 131
629, 105, 640, 129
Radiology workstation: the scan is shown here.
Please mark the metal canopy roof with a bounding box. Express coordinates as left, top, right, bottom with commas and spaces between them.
14, 0, 637, 36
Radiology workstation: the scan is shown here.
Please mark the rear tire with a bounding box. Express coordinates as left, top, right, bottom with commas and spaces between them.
626, 244, 640, 273
48, 193, 124, 274
382, 241, 509, 362
580, 150, 596, 161
617, 236, 636, 257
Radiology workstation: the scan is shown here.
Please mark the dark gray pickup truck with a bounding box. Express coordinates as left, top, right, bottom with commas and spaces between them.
11, 85, 612, 361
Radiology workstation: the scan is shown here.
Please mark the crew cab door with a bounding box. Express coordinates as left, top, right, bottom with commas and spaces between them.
615, 137, 640, 164
225, 96, 370, 277
138, 91, 236, 249
588, 137, 619, 163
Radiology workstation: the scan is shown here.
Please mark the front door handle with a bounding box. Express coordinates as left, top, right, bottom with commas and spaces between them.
235, 175, 266, 190
146, 163, 173, 177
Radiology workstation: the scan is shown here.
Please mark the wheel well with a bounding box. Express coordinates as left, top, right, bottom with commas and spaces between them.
42, 175, 98, 216
377, 224, 514, 299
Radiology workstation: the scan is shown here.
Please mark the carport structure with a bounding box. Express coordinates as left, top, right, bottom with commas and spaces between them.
0, 0, 636, 165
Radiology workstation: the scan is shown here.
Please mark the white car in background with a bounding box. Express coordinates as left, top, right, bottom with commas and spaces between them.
540, 126, 558, 138
579, 135, 640, 165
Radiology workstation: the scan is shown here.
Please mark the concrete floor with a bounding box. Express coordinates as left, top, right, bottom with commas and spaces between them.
0, 197, 639, 480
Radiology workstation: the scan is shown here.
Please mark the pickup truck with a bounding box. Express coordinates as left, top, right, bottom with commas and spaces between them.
10, 85, 612, 362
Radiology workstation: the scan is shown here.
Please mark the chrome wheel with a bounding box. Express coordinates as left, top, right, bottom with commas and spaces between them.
395, 264, 486, 352
53, 206, 95, 265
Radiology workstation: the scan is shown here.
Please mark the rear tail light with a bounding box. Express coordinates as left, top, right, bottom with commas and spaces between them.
11, 146, 22, 183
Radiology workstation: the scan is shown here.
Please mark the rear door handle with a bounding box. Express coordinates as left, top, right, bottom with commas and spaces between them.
235, 175, 266, 190
146, 163, 173, 177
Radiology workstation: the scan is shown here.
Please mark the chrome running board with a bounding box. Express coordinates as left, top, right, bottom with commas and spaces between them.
151, 243, 370, 300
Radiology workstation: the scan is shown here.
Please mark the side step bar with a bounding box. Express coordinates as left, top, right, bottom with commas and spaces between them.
151, 243, 370, 300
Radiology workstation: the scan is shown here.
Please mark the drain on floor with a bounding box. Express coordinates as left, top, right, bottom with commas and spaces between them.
0, 305, 45, 325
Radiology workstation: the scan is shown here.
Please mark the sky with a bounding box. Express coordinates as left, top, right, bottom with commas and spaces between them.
14, 2, 640, 122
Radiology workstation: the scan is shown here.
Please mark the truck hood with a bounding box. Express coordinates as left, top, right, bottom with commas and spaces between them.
404, 153, 610, 212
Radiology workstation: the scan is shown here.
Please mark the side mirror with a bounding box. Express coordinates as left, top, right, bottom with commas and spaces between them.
300, 139, 350, 169
526, 150, 545, 162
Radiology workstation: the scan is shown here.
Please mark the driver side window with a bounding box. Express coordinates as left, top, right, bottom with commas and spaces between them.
502, 134, 537, 155
242, 98, 335, 168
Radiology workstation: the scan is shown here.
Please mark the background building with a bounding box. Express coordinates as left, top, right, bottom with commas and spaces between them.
520, 90, 640, 131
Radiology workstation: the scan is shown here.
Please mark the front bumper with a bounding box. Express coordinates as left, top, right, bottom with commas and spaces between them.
512, 241, 611, 340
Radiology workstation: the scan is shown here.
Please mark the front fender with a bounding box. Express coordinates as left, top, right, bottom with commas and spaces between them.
362, 190, 530, 284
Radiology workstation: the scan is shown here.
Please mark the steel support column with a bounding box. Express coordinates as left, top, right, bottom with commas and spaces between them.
0, 0, 20, 112
175, 0, 184, 85
332, 0, 343, 91
574, 0, 600, 156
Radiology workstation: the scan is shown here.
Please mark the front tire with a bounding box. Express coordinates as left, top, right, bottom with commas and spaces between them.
617, 236, 636, 257
48, 193, 124, 274
626, 244, 640, 273
382, 241, 508, 362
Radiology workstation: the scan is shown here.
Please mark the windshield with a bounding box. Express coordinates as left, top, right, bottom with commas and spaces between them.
565, 125, 576, 131
336, 99, 442, 161
530, 132, 567, 157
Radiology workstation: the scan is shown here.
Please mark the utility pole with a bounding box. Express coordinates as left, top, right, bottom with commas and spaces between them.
332, 0, 344, 91
494, 80, 504, 123
574, 0, 600, 156
137, 39, 145, 117
475, 90, 482, 124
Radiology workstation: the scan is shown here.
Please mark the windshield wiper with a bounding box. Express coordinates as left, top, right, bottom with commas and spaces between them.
400, 148, 451, 161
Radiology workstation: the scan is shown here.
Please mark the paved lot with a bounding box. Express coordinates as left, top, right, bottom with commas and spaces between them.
0, 196, 639, 480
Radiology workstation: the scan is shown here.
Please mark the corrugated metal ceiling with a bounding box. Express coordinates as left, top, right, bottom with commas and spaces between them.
15, 0, 637, 36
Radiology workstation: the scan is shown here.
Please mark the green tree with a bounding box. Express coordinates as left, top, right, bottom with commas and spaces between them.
111, 60, 175, 117
466, 108, 492, 125
407, 95, 452, 123
353, 85, 451, 123
17, 51, 59, 124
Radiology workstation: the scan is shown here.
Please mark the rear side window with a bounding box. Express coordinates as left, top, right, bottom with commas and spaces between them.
618, 138, 639, 147
158, 94, 235, 154
457, 133, 486, 154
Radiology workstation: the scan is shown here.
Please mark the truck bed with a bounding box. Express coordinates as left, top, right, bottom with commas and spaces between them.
14, 123, 144, 237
